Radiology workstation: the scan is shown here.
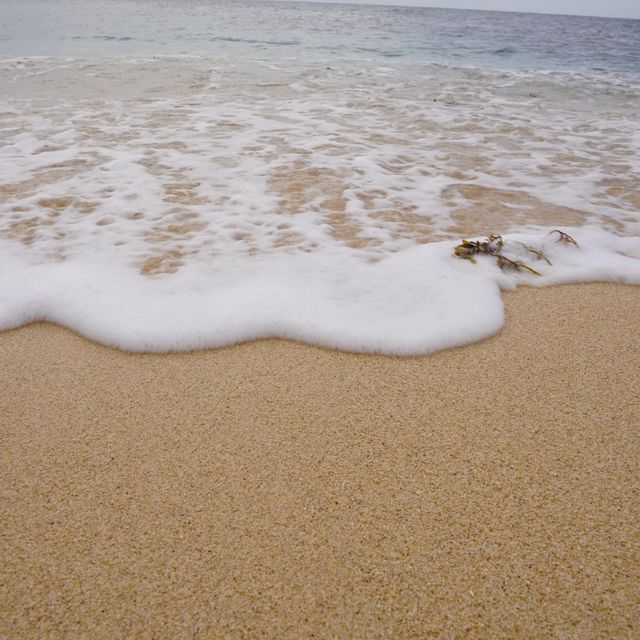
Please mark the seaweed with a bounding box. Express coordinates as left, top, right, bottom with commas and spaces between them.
453, 230, 578, 275
516, 242, 552, 265
453, 234, 503, 264
496, 254, 541, 276
550, 229, 579, 246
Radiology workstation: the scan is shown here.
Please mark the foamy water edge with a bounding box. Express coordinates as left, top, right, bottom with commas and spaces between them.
2, 227, 639, 355
1, 51, 639, 355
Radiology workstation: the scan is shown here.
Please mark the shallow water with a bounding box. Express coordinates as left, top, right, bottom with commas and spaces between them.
1, 1, 639, 353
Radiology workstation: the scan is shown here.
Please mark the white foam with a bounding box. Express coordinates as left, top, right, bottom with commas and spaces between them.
1, 57, 639, 354
1, 227, 639, 355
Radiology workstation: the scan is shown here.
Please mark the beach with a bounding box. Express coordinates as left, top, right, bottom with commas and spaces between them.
2, 282, 638, 638
1, 3, 639, 636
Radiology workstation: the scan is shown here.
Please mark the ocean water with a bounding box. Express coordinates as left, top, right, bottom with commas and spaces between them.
1, 0, 639, 354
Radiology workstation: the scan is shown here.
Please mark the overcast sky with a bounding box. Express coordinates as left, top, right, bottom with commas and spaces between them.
286, 1, 640, 19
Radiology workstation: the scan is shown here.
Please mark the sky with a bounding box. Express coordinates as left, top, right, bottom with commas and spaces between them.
284, 0, 640, 19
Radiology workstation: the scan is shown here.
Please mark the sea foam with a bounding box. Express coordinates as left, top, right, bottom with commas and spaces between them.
1, 227, 639, 355
1, 53, 639, 354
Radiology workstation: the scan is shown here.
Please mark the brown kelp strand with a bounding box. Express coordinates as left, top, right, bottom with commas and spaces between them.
453, 230, 579, 275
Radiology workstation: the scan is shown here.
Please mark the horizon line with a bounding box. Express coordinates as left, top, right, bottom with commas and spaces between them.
260, 0, 639, 21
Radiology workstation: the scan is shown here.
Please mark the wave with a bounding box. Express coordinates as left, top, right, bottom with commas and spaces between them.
492, 46, 517, 56
70, 35, 137, 42
209, 36, 300, 47
1, 229, 639, 355
1, 56, 638, 355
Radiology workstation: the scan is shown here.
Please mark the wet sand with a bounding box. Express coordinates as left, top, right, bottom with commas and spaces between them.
1, 283, 639, 639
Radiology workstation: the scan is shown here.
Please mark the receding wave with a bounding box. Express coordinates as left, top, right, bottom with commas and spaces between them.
0, 56, 638, 354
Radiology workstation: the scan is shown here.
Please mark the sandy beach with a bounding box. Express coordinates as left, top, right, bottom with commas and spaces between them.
1, 282, 638, 638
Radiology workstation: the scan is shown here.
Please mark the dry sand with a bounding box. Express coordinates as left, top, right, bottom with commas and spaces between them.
1, 283, 639, 639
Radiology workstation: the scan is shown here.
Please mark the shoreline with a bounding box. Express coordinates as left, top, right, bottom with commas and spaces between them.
1, 282, 639, 638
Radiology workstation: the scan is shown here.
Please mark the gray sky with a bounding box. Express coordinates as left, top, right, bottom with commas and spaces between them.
288, 1, 640, 19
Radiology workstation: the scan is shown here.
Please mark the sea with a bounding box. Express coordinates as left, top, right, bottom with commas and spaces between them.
1, 0, 639, 354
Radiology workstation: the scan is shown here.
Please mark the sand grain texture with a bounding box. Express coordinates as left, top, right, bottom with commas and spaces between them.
1, 283, 639, 639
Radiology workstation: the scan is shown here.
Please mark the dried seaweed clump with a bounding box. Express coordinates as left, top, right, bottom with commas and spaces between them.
453, 229, 578, 275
